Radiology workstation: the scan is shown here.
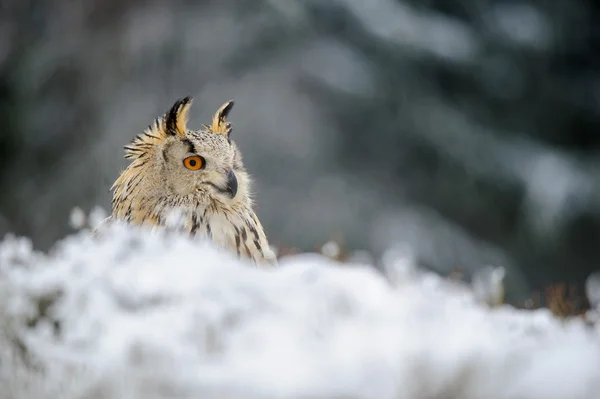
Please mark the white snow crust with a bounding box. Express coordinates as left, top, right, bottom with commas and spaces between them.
0, 220, 599, 399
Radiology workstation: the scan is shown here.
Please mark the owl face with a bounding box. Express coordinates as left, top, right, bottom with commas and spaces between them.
161, 129, 241, 200
114, 97, 250, 210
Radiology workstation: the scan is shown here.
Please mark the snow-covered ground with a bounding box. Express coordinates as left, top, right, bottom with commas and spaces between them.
1, 215, 599, 399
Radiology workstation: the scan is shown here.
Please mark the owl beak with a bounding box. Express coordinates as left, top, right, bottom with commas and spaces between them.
225, 170, 238, 198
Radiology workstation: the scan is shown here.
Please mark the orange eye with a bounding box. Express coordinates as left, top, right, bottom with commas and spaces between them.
183, 155, 204, 171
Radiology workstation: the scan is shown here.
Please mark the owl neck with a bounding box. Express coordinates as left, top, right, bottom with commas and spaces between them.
112, 188, 275, 266
113, 186, 251, 227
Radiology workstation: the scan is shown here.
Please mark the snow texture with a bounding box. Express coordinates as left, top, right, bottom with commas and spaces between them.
1, 219, 600, 399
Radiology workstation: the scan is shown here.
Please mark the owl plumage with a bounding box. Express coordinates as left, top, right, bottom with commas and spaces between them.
107, 97, 277, 266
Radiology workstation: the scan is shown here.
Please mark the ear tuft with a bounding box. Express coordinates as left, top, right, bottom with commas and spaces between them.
208, 100, 234, 137
165, 96, 193, 136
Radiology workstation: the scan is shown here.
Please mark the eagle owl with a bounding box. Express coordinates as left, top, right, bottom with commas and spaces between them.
108, 96, 277, 266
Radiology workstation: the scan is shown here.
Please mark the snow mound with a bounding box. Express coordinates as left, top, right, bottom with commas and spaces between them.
0, 221, 599, 399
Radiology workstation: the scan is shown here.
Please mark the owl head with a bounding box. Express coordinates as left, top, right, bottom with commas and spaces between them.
112, 97, 252, 216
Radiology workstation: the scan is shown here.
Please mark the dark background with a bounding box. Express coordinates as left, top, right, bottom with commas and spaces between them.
1, 0, 600, 304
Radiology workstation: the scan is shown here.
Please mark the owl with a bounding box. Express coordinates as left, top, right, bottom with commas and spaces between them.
108, 96, 277, 266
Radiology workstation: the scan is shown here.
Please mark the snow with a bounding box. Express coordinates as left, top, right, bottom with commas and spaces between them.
1, 218, 600, 399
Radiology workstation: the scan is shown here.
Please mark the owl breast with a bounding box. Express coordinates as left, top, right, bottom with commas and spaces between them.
170, 204, 276, 267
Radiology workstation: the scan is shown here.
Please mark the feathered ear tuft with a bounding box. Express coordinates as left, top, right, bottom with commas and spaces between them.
165, 96, 193, 136
206, 100, 234, 137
